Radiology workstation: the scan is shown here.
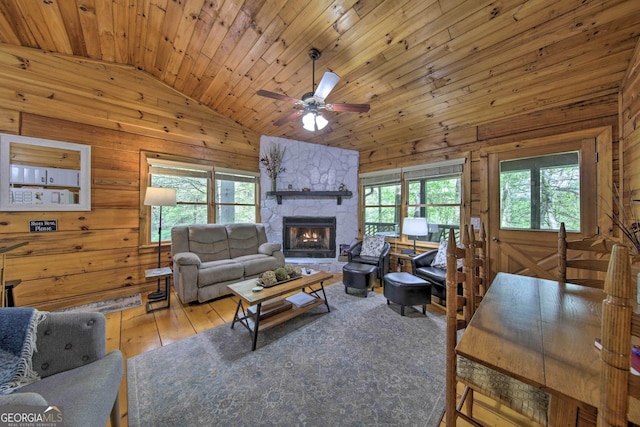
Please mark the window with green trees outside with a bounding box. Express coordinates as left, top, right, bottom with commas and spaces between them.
499, 151, 580, 232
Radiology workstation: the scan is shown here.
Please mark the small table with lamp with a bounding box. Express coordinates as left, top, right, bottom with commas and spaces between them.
143, 186, 176, 312
145, 267, 172, 312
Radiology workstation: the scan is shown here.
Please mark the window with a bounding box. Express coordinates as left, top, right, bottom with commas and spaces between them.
361, 170, 401, 237
143, 154, 258, 244
499, 152, 580, 231
405, 162, 463, 242
360, 159, 464, 244
214, 170, 258, 223
148, 159, 211, 242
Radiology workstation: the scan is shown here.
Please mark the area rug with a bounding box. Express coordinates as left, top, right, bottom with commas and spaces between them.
56, 293, 142, 314
127, 283, 446, 426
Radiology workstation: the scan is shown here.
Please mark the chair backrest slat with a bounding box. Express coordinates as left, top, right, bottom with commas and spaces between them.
558, 222, 614, 289
598, 244, 636, 426
445, 224, 478, 426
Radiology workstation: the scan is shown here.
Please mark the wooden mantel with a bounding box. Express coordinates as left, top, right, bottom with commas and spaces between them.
266, 190, 353, 205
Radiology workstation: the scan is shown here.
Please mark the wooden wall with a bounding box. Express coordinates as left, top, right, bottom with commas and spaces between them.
0, 44, 260, 310
0, 41, 631, 308
359, 93, 620, 233
621, 43, 640, 214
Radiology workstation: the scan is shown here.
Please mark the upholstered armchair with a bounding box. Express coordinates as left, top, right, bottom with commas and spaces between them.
0, 310, 123, 427
347, 236, 391, 284
411, 249, 447, 301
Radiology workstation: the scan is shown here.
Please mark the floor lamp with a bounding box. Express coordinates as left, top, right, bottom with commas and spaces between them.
144, 187, 176, 300
401, 217, 429, 255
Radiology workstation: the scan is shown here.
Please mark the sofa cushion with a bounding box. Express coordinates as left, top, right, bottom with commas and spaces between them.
350, 254, 380, 266
415, 266, 447, 285
360, 235, 386, 257
19, 351, 122, 427
234, 254, 282, 277
198, 260, 244, 287
226, 224, 261, 258
188, 225, 230, 262
431, 240, 463, 269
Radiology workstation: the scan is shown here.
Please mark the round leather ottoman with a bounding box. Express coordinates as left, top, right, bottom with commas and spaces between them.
343, 262, 377, 297
383, 272, 431, 316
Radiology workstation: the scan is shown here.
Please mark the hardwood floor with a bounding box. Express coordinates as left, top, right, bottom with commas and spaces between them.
105, 276, 538, 427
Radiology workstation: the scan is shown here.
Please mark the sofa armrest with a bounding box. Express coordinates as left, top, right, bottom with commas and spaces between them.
379, 242, 391, 276
173, 252, 201, 267
412, 249, 438, 271
347, 241, 363, 262
32, 312, 106, 379
258, 242, 281, 256
0, 392, 48, 406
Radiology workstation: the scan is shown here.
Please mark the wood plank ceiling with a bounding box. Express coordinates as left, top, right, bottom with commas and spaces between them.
0, 0, 639, 152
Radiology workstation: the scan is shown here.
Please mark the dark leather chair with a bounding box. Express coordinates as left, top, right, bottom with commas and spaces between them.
347, 240, 391, 285
412, 223, 486, 305
411, 250, 448, 301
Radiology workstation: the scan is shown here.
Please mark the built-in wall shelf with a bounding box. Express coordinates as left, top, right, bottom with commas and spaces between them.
267, 190, 353, 205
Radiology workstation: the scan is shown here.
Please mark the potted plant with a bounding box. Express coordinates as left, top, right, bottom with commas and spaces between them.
260, 143, 286, 191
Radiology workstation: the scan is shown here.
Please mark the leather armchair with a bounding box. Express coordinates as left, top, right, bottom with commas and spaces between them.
347, 240, 391, 284
0, 311, 123, 427
411, 250, 447, 301
411, 249, 464, 302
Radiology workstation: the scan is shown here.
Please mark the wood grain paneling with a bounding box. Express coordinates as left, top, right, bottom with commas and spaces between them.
0, 1, 637, 150
0, 9, 635, 309
0, 105, 258, 309
621, 41, 640, 231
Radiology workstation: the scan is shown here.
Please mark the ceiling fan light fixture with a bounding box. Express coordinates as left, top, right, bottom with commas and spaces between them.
257, 47, 370, 129
302, 112, 328, 131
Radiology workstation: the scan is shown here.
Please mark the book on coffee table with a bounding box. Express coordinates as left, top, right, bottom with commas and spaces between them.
248, 298, 292, 320
285, 292, 317, 308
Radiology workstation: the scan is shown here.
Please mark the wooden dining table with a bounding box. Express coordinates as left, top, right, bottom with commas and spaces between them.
456, 272, 640, 426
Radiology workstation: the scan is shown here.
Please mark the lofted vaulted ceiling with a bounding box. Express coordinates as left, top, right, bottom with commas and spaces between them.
0, 0, 639, 152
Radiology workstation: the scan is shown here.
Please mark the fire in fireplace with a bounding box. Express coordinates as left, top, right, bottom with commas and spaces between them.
283, 216, 336, 258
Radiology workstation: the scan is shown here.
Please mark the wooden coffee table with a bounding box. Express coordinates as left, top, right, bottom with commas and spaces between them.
228, 271, 333, 350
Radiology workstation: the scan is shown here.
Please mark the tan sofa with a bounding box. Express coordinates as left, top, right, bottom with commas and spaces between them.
171, 223, 285, 303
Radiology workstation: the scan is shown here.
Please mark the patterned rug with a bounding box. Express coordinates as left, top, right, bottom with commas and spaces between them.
127, 283, 446, 426
56, 293, 142, 314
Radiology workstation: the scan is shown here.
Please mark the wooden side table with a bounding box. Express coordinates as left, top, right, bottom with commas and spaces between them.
1, 241, 28, 307
145, 267, 172, 312
390, 252, 417, 273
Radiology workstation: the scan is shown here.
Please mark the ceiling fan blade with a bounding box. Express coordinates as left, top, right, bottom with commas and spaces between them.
324, 103, 370, 113
257, 90, 302, 104
273, 109, 304, 126
314, 72, 340, 100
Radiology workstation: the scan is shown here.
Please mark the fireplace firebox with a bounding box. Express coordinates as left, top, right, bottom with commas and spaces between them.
283, 216, 336, 258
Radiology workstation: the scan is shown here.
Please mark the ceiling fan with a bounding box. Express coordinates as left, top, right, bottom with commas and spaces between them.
257, 48, 370, 131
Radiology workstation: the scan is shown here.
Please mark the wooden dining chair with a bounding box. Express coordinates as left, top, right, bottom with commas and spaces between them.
468, 223, 488, 302
446, 226, 550, 426
558, 222, 616, 288
598, 243, 640, 426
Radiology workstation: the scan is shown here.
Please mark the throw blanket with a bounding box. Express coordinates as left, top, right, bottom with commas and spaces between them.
0, 307, 47, 394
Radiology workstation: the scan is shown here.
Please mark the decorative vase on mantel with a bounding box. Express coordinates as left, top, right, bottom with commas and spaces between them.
271, 177, 277, 192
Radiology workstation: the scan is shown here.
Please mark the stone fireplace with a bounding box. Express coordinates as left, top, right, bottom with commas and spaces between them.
259, 136, 359, 272
283, 216, 336, 258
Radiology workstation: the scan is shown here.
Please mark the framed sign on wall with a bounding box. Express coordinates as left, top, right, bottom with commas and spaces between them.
0, 133, 91, 211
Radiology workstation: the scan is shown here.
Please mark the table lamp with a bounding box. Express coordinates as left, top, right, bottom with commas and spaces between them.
144, 186, 176, 300
402, 217, 428, 254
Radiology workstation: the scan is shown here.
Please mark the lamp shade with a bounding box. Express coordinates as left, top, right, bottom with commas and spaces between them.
144, 187, 177, 207
302, 112, 328, 131
402, 217, 428, 236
